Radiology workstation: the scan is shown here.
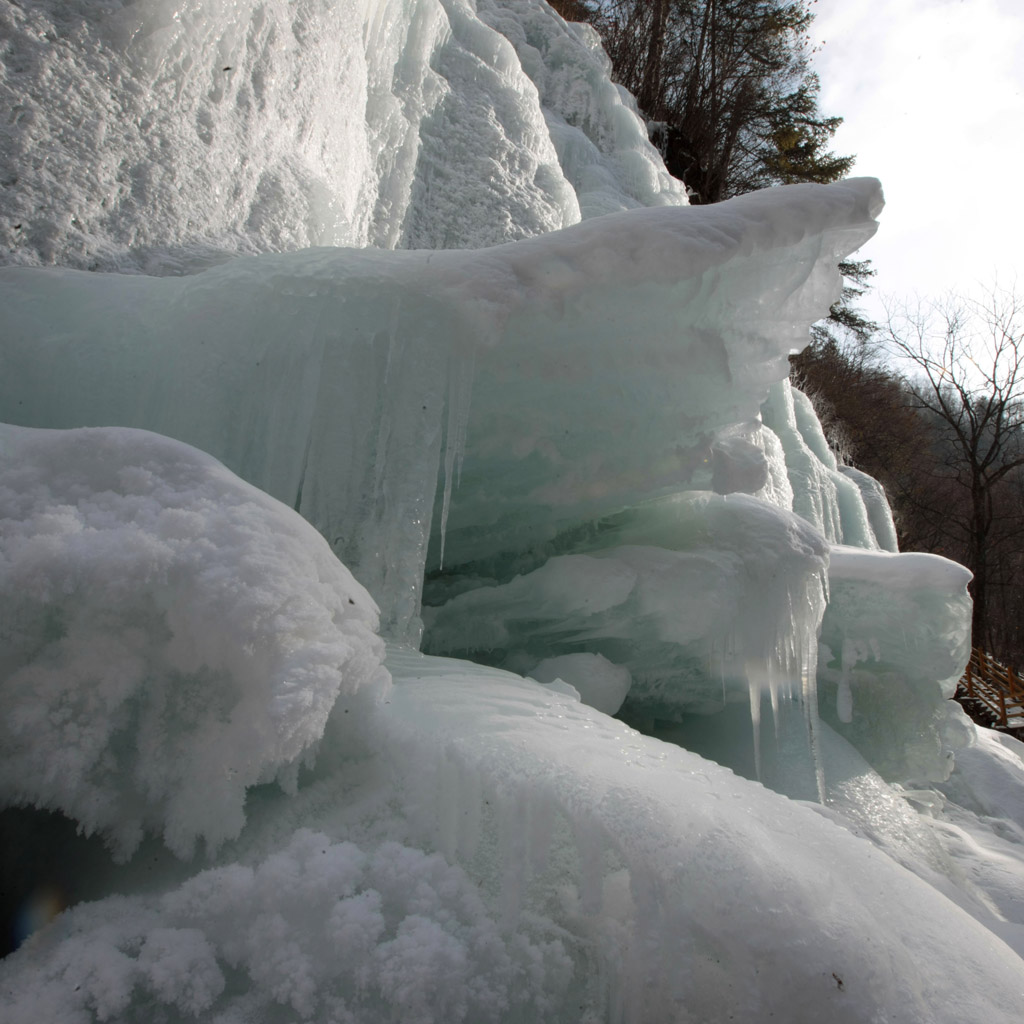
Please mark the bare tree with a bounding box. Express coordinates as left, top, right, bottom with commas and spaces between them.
885, 289, 1024, 652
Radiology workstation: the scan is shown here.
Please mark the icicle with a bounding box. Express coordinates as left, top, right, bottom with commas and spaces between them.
454, 347, 474, 487
749, 677, 762, 782
768, 664, 781, 741
801, 649, 826, 803
836, 678, 853, 723
438, 347, 476, 569
372, 314, 402, 502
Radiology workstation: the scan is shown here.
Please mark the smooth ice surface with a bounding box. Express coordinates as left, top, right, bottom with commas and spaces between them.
0, 425, 387, 858
378, 651, 1024, 1023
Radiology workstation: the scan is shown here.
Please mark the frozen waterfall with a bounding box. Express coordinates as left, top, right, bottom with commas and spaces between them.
2, 2, 1024, 1023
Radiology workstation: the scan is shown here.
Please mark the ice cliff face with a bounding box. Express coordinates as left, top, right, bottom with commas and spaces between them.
0, 0, 683, 270
3, 3, 1020, 1023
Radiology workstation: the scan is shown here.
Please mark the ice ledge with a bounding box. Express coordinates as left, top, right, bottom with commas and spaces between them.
0, 179, 883, 641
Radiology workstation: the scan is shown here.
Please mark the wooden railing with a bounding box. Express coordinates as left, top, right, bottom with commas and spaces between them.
960, 648, 1024, 728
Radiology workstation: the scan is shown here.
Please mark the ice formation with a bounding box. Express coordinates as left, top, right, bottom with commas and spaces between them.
0, 178, 883, 643
3, 1, 1024, 1022
0, 0, 682, 269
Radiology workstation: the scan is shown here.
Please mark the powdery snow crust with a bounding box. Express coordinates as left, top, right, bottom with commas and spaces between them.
0, 424, 388, 860
0, 0, 681, 271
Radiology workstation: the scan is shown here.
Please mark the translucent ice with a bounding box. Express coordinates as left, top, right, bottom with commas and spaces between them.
760, 380, 895, 549
818, 546, 974, 782
0, 178, 883, 641
425, 491, 828, 722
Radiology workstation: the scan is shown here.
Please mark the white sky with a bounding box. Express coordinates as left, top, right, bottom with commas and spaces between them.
811, 0, 1024, 327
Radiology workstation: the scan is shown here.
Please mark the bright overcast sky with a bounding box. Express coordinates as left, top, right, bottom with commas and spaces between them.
811, 0, 1024, 326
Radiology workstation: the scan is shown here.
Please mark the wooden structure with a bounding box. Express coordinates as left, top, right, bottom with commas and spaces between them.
960, 648, 1024, 728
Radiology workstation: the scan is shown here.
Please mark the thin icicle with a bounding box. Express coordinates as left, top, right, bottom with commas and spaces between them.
454, 347, 475, 487
438, 347, 476, 569
749, 677, 762, 782
768, 664, 781, 741
372, 318, 402, 501
801, 652, 826, 803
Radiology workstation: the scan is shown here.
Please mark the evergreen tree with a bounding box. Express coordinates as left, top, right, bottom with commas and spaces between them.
560, 0, 852, 202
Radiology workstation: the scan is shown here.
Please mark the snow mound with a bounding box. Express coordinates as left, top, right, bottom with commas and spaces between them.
0, 828, 566, 1024
380, 650, 1024, 1024
0, 425, 387, 858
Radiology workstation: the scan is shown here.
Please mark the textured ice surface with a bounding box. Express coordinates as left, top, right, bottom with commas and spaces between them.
0, 425, 387, 858
760, 380, 896, 550
0, 0, 681, 271
425, 491, 828, 721
477, 0, 687, 218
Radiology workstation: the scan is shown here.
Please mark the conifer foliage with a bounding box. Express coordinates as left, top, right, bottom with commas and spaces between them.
551, 0, 852, 202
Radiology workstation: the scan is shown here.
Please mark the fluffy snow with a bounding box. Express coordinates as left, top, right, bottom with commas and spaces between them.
3, 0, 1024, 1021
1, 827, 566, 1024
0, 425, 387, 859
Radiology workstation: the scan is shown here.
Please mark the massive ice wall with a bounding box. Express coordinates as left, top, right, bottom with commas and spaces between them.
1, 178, 882, 646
